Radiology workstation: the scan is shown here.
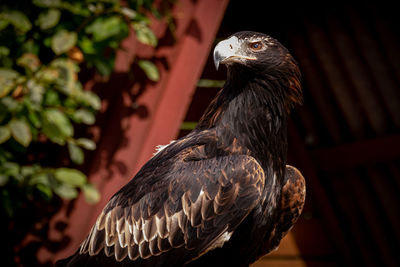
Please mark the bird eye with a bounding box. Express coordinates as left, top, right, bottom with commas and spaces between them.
249, 42, 263, 51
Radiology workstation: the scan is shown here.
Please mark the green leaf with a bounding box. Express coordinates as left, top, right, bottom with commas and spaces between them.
85, 16, 127, 42
137, 60, 159, 81
17, 53, 41, 72
150, 6, 162, 19
42, 108, 74, 144
36, 183, 53, 200
33, 0, 89, 16
79, 37, 96, 54
27, 79, 45, 104
63, 97, 77, 109
21, 39, 40, 55
38, 68, 59, 83
75, 91, 101, 110
43, 36, 52, 47
54, 184, 78, 199
2, 162, 20, 177
133, 22, 157, 47
29, 172, 50, 186
0, 174, 9, 186
0, 148, 12, 162
36, 8, 61, 30
0, 20, 9, 31
0, 69, 19, 98
76, 138, 96, 150
91, 56, 114, 76
51, 30, 77, 55
82, 183, 100, 204
33, 0, 61, 8
0, 46, 10, 57
0, 96, 19, 112
0, 10, 32, 33
1, 190, 14, 217
21, 165, 39, 177
180, 121, 197, 131
0, 126, 11, 144
54, 168, 86, 186
197, 79, 225, 88
0, 68, 19, 79
43, 89, 61, 106
50, 58, 79, 94
68, 142, 84, 165
27, 111, 41, 128
72, 108, 95, 125
9, 119, 32, 147
121, 7, 137, 19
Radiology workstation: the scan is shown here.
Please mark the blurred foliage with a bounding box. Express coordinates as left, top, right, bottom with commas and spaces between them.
0, 0, 168, 222
197, 78, 225, 88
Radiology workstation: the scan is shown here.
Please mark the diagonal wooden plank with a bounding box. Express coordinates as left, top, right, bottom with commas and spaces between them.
41, 0, 230, 263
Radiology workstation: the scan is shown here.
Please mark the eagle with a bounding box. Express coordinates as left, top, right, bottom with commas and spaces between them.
57, 31, 305, 267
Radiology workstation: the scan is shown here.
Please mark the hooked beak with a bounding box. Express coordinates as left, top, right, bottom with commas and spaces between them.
213, 36, 256, 70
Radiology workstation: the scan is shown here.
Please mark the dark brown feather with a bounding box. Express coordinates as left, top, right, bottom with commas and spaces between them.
255, 165, 306, 259
57, 31, 304, 267
73, 153, 264, 264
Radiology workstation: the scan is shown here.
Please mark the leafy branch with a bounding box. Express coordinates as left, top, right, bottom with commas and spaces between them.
0, 0, 167, 218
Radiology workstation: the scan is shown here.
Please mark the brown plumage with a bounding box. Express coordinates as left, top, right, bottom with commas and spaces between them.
256, 165, 305, 259
57, 31, 305, 267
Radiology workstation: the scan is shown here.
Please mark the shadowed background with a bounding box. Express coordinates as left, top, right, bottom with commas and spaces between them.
193, 1, 400, 266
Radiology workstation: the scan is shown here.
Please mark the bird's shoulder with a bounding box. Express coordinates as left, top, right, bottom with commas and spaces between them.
281, 165, 306, 213
275, 164, 306, 240
257, 165, 305, 258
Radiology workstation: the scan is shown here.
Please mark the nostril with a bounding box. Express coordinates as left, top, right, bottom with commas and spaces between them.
229, 44, 233, 49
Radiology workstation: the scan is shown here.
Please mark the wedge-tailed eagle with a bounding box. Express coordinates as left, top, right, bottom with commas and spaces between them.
57, 31, 305, 267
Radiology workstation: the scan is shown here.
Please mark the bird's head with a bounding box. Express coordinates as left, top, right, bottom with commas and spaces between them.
214, 31, 291, 72
213, 31, 302, 108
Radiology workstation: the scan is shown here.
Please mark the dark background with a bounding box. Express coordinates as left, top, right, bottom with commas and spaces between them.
180, 1, 400, 266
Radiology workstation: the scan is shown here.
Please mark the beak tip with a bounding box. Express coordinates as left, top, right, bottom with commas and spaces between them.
214, 61, 220, 71
213, 50, 221, 71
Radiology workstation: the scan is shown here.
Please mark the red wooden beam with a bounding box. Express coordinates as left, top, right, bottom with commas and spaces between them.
39, 0, 229, 263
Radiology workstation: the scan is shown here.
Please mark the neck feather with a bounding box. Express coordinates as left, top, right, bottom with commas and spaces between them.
197, 73, 292, 174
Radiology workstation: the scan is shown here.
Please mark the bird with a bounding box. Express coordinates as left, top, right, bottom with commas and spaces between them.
57, 31, 305, 267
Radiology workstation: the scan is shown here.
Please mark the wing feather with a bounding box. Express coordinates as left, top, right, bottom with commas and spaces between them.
200, 194, 214, 221
104, 245, 113, 257
157, 237, 171, 253
96, 211, 106, 230
155, 214, 167, 238
149, 237, 161, 256
133, 224, 142, 244
168, 211, 183, 248
114, 240, 127, 261
190, 191, 203, 227
80, 151, 265, 263
124, 222, 132, 247
132, 203, 141, 222
128, 244, 139, 260
138, 241, 151, 259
